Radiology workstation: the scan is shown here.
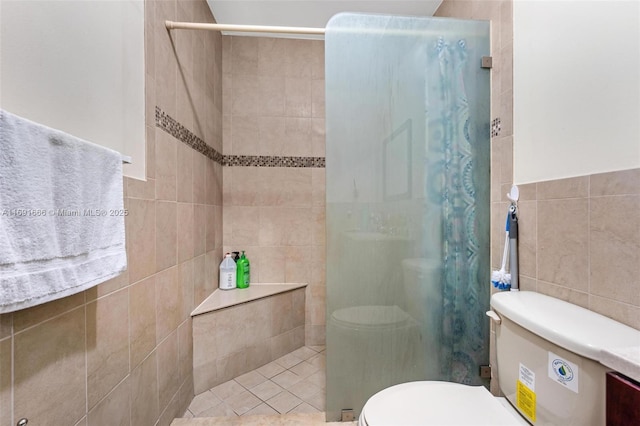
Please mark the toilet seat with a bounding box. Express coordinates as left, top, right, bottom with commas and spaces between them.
359, 381, 529, 426
331, 305, 412, 330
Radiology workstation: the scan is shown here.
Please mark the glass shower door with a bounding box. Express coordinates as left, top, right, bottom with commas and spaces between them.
325, 13, 490, 421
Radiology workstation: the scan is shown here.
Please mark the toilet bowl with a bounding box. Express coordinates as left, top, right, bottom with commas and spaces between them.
327, 305, 422, 417
358, 381, 527, 425
328, 305, 421, 380
358, 291, 640, 426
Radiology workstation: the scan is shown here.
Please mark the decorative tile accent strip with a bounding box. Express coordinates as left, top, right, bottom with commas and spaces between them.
491, 117, 502, 138
155, 106, 223, 164
155, 106, 325, 168
223, 155, 325, 168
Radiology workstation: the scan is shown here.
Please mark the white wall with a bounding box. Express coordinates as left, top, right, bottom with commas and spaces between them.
1, 0, 145, 180
513, 0, 640, 184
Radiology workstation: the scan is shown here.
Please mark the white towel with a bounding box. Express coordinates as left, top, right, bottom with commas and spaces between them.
0, 110, 127, 313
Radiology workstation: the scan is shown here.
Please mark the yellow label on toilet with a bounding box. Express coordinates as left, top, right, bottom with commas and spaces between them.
517, 380, 536, 422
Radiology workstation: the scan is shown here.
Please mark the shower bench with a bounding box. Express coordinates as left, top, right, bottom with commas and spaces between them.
191, 283, 307, 394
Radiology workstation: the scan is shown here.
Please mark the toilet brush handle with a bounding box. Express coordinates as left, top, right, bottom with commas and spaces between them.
499, 213, 510, 270
509, 206, 519, 290
500, 232, 509, 270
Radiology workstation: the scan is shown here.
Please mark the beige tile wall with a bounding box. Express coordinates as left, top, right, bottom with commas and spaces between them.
221, 36, 327, 346
514, 170, 640, 328
192, 288, 306, 394
436, 0, 640, 396
0, 1, 223, 425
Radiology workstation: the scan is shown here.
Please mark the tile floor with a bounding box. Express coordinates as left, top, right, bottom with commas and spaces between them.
183, 346, 326, 419
171, 412, 357, 426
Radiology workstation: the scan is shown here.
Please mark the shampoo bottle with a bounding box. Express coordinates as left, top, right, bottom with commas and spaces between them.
219, 253, 237, 290
236, 251, 250, 289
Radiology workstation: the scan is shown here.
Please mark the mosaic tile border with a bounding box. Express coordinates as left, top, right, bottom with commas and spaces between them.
223, 155, 325, 168
155, 106, 223, 164
491, 117, 502, 138
155, 107, 325, 168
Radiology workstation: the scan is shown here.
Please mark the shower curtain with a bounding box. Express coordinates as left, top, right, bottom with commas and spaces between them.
426, 36, 486, 384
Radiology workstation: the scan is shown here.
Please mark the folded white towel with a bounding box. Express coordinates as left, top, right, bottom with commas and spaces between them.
0, 110, 127, 313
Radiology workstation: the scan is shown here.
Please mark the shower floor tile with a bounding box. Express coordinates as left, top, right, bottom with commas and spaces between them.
183, 346, 326, 420
171, 412, 356, 426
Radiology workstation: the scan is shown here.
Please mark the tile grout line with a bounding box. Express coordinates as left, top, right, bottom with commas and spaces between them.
84, 301, 88, 421
10, 315, 15, 426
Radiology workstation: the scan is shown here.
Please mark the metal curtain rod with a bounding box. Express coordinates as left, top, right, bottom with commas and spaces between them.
165, 20, 325, 35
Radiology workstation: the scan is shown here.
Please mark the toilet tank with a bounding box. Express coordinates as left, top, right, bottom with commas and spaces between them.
490, 291, 640, 426
401, 258, 442, 322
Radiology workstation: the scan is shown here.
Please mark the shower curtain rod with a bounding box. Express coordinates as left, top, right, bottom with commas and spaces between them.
165, 20, 325, 35
165, 21, 487, 38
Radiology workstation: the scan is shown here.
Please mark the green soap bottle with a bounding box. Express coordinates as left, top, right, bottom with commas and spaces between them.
236, 251, 250, 289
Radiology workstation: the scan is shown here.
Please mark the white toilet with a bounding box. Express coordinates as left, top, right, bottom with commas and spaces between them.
359, 291, 640, 425
401, 258, 442, 326
328, 305, 422, 413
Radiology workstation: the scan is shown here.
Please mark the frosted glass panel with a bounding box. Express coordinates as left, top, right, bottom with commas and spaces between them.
325, 13, 490, 420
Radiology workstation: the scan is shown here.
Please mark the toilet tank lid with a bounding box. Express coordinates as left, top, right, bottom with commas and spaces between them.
491, 291, 640, 363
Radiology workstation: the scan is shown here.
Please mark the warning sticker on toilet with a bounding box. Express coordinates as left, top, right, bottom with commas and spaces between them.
516, 380, 536, 422
519, 363, 535, 391
516, 363, 536, 422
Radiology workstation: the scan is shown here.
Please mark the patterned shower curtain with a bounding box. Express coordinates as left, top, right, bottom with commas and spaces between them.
426, 37, 487, 385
